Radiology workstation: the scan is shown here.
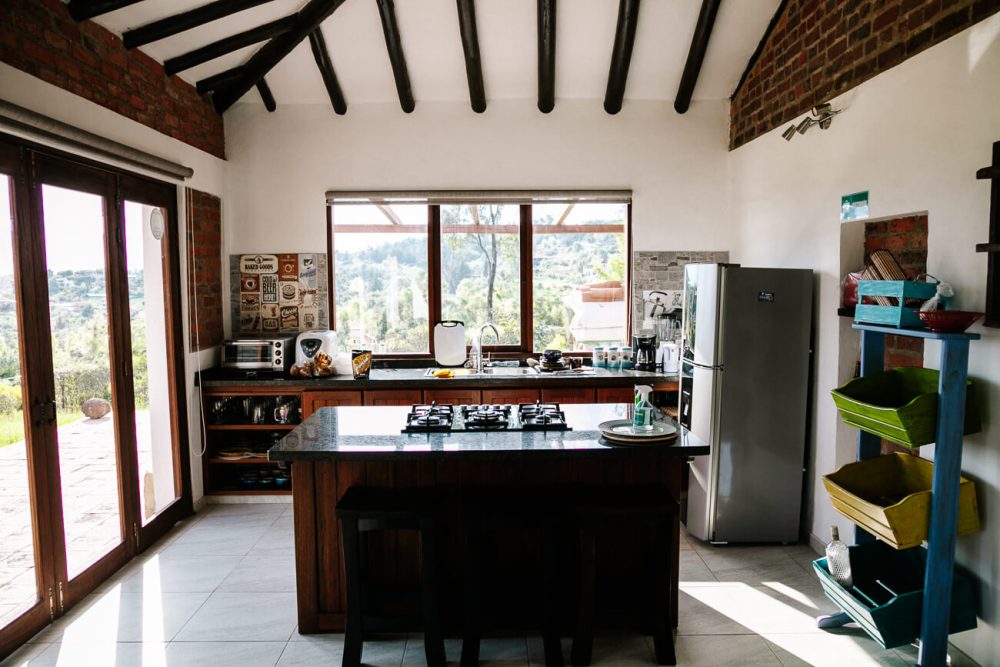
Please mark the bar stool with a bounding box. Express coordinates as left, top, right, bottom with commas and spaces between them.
569, 485, 678, 666
336, 486, 445, 667
460, 486, 565, 667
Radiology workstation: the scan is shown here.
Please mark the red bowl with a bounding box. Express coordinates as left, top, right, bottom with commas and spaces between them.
917, 310, 983, 333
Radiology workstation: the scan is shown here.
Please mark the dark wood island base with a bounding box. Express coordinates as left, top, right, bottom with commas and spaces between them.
270, 405, 710, 638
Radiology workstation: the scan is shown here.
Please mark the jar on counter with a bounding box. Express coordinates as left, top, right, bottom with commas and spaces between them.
620, 346, 633, 370
608, 345, 619, 369
592, 346, 606, 368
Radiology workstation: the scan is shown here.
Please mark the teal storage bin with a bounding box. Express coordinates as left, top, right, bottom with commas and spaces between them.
854, 280, 937, 328
813, 541, 977, 649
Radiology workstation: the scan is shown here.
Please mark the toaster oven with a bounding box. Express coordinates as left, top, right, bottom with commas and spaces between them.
222, 337, 295, 372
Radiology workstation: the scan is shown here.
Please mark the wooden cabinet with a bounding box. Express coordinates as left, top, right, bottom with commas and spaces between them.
423, 388, 482, 405
201, 389, 302, 496
542, 387, 596, 404
363, 389, 423, 406
481, 387, 540, 405
597, 386, 636, 404
302, 390, 363, 417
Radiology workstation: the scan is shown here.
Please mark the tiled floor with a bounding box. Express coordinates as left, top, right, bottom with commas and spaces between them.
0, 503, 971, 666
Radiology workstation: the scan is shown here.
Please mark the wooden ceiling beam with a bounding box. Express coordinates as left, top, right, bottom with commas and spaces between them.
308, 28, 347, 115
123, 0, 276, 49
604, 0, 641, 115
196, 67, 243, 95
456, 0, 486, 113
164, 15, 296, 75
537, 0, 556, 113
67, 0, 144, 21
375, 0, 415, 113
256, 78, 276, 112
212, 0, 348, 114
674, 0, 721, 114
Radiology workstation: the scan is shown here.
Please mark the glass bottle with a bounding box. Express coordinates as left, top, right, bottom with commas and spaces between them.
825, 525, 853, 589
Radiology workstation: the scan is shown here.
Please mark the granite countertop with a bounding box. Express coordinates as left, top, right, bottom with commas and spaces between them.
268, 404, 709, 462
201, 366, 679, 388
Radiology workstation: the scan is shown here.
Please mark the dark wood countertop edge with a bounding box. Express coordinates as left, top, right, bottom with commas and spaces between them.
269, 444, 709, 462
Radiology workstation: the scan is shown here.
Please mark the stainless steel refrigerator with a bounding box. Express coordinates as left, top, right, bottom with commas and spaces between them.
679, 263, 813, 544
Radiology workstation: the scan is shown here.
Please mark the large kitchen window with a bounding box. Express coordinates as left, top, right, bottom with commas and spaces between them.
328, 192, 630, 355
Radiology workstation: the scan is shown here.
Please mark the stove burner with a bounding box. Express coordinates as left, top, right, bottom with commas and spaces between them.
463, 404, 512, 430
403, 403, 455, 432
518, 402, 570, 431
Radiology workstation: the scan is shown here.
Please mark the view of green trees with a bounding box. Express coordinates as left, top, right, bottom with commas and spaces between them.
0, 269, 149, 447
334, 204, 625, 353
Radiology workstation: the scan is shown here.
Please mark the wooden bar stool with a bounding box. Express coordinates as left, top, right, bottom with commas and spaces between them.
460, 486, 565, 667
569, 485, 678, 666
336, 486, 445, 667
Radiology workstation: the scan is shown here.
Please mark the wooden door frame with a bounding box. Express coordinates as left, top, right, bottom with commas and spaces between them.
0, 134, 194, 658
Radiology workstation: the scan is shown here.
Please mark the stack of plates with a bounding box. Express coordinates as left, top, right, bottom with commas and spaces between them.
598, 420, 678, 445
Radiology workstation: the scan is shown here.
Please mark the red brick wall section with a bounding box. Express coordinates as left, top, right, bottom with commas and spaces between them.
864, 214, 928, 368
187, 188, 224, 351
730, 0, 1000, 149
0, 0, 225, 159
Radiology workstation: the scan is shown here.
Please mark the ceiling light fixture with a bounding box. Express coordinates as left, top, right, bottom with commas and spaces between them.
781, 102, 843, 141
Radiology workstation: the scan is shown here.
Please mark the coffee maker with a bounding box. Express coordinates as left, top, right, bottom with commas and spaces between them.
633, 334, 657, 371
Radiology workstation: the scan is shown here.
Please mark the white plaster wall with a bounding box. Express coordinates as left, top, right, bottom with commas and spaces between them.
729, 14, 1000, 665
223, 98, 732, 254
1, 63, 226, 504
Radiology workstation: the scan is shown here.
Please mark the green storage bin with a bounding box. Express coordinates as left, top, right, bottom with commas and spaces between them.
831, 368, 981, 448
813, 541, 977, 649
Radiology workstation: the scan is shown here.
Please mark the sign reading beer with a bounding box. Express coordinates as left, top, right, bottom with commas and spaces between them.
231, 253, 328, 334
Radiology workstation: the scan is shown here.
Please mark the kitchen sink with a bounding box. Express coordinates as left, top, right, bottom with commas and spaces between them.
481, 366, 539, 376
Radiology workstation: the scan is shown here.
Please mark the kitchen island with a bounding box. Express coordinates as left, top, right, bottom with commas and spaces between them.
269, 403, 708, 635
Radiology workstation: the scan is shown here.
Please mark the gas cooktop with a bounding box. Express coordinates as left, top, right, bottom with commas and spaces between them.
402, 402, 571, 433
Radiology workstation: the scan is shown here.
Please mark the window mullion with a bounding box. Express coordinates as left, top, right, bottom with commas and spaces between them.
428, 205, 442, 356
520, 204, 532, 353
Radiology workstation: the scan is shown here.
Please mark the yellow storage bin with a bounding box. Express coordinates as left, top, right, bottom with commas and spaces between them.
822, 453, 980, 550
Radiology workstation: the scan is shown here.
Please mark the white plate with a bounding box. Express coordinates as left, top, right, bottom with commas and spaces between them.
598, 419, 678, 444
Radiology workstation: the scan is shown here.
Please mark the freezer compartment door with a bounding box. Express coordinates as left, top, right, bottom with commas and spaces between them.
680, 360, 720, 541
681, 263, 723, 367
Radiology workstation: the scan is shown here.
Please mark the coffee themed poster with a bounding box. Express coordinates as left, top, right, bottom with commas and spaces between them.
230, 254, 329, 333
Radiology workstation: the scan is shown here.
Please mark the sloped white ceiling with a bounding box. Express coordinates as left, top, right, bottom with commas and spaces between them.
88, 0, 779, 109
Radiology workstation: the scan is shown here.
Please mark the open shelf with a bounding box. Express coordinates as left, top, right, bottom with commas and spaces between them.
205, 423, 298, 431
207, 456, 275, 465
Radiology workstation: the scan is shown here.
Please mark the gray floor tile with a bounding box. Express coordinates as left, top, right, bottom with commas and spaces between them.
276, 635, 344, 665
28, 590, 209, 644
679, 550, 717, 582
113, 553, 241, 593
675, 634, 782, 666
765, 632, 909, 666
164, 641, 286, 667
172, 592, 297, 642
217, 554, 297, 593
13, 641, 169, 666
677, 588, 755, 635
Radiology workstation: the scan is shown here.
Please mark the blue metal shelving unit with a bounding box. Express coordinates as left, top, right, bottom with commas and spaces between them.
821, 323, 979, 667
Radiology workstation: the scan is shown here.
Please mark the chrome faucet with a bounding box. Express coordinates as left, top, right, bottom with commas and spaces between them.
471, 322, 500, 372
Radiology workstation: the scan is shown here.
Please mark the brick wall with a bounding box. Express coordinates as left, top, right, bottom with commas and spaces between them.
730, 0, 1000, 149
0, 0, 225, 159
186, 188, 224, 351
864, 213, 928, 366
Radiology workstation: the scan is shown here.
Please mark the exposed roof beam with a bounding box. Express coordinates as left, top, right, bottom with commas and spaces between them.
674, 0, 721, 114
123, 0, 276, 50
537, 0, 556, 113
554, 203, 575, 226
604, 0, 641, 115
212, 0, 348, 114
196, 67, 243, 95
307, 28, 347, 115
164, 15, 297, 75
67, 0, 144, 21
375, 204, 403, 225
456, 0, 486, 113
375, 0, 415, 113
256, 78, 276, 112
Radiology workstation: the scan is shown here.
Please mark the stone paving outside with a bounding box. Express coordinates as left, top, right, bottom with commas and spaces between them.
0, 411, 154, 629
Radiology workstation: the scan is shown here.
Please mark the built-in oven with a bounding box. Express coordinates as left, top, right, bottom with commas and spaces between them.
222, 337, 295, 372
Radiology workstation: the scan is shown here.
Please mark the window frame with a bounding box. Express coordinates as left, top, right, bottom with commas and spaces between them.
327, 198, 632, 359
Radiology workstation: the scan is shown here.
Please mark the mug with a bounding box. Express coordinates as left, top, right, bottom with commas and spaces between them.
251, 404, 267, 424
274, 403, 293, 424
